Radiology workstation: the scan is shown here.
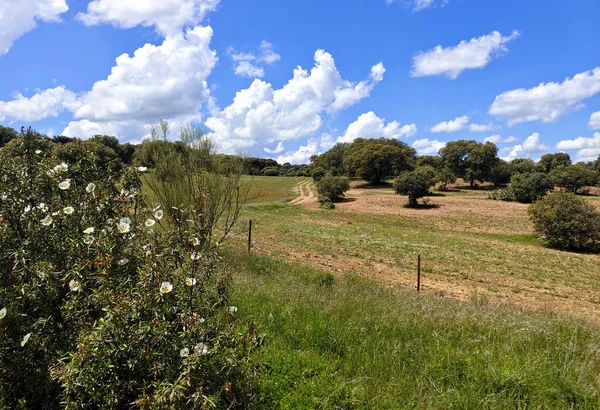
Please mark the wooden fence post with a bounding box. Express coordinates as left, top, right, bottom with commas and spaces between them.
247, 220, 252, 253
417, 255, 421, 292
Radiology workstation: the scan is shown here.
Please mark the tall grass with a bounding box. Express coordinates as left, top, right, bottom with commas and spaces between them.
224, 249, 600, 409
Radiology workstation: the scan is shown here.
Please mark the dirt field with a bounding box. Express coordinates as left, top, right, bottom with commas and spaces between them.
235, 179, 600, 323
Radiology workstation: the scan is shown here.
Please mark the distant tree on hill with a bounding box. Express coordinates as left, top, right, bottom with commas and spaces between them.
343, 138, 416, 185
310, 142, 349, 176
549, 164, 598, 193
536, 152, 571, 173
0, 125, 18, 148
436, 167, 456, 191
490, 160, 513, 186
510, 172, 554, 203
510, 158, 536, 174
261, 166, 280, 176
440, 140, 499, 187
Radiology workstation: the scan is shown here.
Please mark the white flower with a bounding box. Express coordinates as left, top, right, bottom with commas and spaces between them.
58, 179, 71, 190
24, 205, 32, 214
86, 183, 96, 193
69, 279, 81, 292
41, 216, 53, 226
180, 347, 189, 358
145, 219, 155, 227
226, 306, 238, 315
52, 211, 59, 216
0, 194, 6, 201
194, 343, 208, 355
154, 209, 164, 220
192, 237, 200, 247
117, 222, 131, 234
63, 207, 75, 215
159, 281, 173, 294
191, 252, 201, 261
83, 236, 94, 245
83, 227, 95, 234
58, 162, 68, 172
0, 307, 6, 320
21, 333, 31, 347
37, 203, 48, 212
138, 166, 147, 172
35, 150, 42, 154
185, 277, 197, 287
46, 169, 56, 177
119, 217, 131, 225
198, 318, 206, 324
117, 258, 129, 266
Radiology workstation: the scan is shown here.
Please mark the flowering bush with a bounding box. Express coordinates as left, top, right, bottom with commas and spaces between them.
0, 129, 259, 408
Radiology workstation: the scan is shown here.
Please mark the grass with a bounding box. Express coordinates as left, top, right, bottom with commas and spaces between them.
225, 249, 600, 409
244, 176, 310, 204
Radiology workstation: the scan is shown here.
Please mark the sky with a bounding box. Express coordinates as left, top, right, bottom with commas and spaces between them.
0, 0, 599, 164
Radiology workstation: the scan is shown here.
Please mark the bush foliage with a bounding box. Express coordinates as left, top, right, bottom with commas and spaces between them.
0, 129, 260, 408
529, 192, 600, 252
316, 174, 350, 203
393, 171, 434, 207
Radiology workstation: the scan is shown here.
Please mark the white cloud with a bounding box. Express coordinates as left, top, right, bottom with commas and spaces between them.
77, 0, 219, 36
556, 132, 600, 162
61, 26, 217, 140
489, 67, 600, 125
386, 0, 448, 12
484, 134, 518, 144
234, 61, 265, 78
0, 0, 68, 55
484, 134, 502, 144
205, 49, 385, 152
589, 111, 600, 130
411, 30, 519, 79
227, 40, 280, 78
412, 138, 446, 155
0, 86, 78, 122
430, 115, 469, 132
276, 138, 326, 165
264, 142, 284, 154
469, 123, 495, 132
336, 111, 417, 143
503, 132, 549, 161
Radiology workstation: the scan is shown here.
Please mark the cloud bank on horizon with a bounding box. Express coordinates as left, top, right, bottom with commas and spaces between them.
0, 0, 599, 164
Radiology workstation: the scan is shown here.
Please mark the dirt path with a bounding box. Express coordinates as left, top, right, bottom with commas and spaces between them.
289, 181, 316, 205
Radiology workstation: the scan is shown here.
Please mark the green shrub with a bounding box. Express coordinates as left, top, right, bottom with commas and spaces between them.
262, 166, 280, 176
528, 192, 600, 252
316, 175, 350, 202
509, 172, 554, 203
311, 167, 326, 182
393, 171, 434, 207
0, 129, 259, 408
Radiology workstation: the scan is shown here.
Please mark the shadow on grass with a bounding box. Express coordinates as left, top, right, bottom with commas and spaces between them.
402, 202, 441, 209
454, 184, 499, 191
354, 182, 393, 190
336, 197, 357, 203
428, 192, 446, 197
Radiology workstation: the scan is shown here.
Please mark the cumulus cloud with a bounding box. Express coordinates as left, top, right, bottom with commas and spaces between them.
336, 111, 417, 143
589, 111, 600, 130
503, 132, 549, 161
0, 0, 68, 55
0, 86, 79, 122
227, 40, 280, 78
556, 132, 600, 162
264, 142, 284, 154
430, 115, 494, 133
275, 136, 335, 165
205, 49, 385, 152
489, 67, 600, 125
386, 0, 449, 12
484, 134, 518, 144
77, 0, 219, 36
411, 30, 519, 79
412, 138, 446, 155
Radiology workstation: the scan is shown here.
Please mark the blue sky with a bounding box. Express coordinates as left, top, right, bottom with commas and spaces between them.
0, 0, 599, 163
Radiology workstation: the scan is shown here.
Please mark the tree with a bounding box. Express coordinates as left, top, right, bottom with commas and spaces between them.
536, 153, 571, 173
343, 138, 416, 185
436, 167, 456, 191
310, 142, 349, 176
439, 140, 499, 187
549, 164, 598, 193
261, 166, 280, 176
393, 171, 434, 207
0, 125, 18, 147
510, 158, 536, 174
509, 172, 554, 203
316, 174, 350, 202
529, 193, 600, 252
490, 160, 513, 186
